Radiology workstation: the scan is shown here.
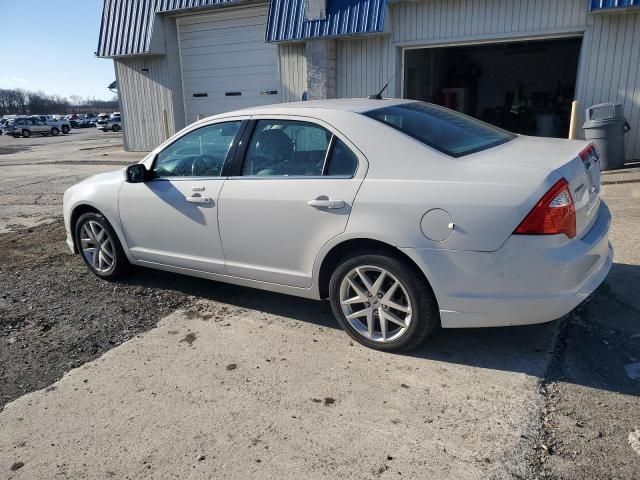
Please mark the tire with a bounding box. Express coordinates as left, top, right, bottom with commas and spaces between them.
51, 127, 59, 136
329, 251, 439, 352
22, 129, 31, 138
62, 125, 70, 134
111, 124, 121, 132
74, 212, 130, 280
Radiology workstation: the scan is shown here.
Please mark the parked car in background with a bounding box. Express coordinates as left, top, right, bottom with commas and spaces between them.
63, 99, 612, 352
5, 117, 58, 137
33, 115, 71, 134
96, 113, 121, 132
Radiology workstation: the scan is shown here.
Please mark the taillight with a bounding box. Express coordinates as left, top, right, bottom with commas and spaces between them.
514, 178, 576, 239
579, 143, 599, 163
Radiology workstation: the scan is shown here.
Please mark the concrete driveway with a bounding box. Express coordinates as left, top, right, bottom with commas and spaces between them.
0, 131, 638, 479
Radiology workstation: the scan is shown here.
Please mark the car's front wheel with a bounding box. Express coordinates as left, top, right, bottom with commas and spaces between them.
62, 125, 70, 134
329, 252, 439, 352
74, 212, 130, 279
111, 124, 120, 132
51, 127, 59, 136
22, 129, 31, 138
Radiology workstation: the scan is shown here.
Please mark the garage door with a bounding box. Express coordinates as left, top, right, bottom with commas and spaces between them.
178, 6, 280, 123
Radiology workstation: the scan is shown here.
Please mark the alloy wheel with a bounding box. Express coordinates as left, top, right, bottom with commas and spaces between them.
79, 220, 115, 273
339, 265, 413, 343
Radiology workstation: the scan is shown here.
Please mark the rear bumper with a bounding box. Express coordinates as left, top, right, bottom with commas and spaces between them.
402, 201, 613, 328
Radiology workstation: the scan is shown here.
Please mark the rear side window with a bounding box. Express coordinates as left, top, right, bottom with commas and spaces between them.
242, 120, 330, 176
364, 102, 515, 157
326, 138, 358, 176
240, 119, 359, 177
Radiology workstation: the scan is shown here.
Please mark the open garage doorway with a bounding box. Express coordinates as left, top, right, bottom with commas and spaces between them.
403, 36, 582, 138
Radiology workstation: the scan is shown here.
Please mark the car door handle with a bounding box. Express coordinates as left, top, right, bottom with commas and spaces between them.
186, 196, 213, 205
307, 198, 346, 209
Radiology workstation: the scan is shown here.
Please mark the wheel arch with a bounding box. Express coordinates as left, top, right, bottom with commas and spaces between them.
68, 203, 129, 259
316, 238, 438, 306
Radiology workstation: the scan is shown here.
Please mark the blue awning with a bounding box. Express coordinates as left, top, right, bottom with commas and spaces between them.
97, 0, 388, 57
97, 0, 242, 58
265, 0, 387, 42
589, 0, 640, 11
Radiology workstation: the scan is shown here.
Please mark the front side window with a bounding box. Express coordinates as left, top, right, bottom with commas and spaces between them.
153, 121, 241, 177
364, 102, 515, 157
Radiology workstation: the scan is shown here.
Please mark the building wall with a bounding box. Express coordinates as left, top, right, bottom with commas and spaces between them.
333, 0, 639, 160
390, 0, 589, 44
278, 43, 308, 102
336, 35, 397, 99
115, 18, 184, 152
578, 11, 640, 160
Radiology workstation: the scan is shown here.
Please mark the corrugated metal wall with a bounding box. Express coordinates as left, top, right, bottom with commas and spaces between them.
578, 11, 640, 160
336, 36, 396, 98
266, 0, 386, 42
115, 55, 178, 151
97, 0, 243, 57
278, 43, 308, 102
390, 0, 589, 45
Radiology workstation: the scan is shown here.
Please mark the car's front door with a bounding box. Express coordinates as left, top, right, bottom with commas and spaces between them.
36, 120, 49, 133
118, 119, 245, 274
218, 117, 367, 288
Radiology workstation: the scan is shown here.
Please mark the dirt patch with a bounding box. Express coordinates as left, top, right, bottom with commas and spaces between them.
0, 144, 31, 156
0, 222, 193, 409
180, 332, 198, 345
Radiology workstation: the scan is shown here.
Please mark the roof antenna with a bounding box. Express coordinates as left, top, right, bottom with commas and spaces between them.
367, 66, 403, 100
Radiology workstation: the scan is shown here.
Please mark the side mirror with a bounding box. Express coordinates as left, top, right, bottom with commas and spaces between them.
125, 164, 149, 183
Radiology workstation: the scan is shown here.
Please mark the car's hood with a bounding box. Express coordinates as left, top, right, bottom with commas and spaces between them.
467, 135, 589, 171
79, 168, 125, 186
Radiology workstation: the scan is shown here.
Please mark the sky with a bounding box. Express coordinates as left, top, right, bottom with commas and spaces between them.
0, 0, 115, 100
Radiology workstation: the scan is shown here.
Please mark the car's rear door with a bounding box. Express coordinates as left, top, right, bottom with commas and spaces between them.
118, 119, 247, 274
218, 116, 367, 288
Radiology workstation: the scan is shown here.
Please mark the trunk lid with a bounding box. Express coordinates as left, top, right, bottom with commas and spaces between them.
469, 135, 602, 240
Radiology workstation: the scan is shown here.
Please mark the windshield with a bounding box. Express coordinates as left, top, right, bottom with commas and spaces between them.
364, 102, 515, 157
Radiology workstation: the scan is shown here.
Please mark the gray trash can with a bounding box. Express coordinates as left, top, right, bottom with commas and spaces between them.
583, 103, 631, 171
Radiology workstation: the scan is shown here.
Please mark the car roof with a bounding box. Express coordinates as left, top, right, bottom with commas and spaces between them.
220, 98, 417, 117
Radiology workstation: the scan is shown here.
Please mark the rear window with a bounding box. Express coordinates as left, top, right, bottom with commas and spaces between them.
364, 102, 515, 157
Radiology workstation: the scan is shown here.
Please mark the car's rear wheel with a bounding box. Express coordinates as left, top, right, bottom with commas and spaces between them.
22, 129, 31, 138
74, 212, 130, 279
62, 125, 70, 134
51, 127, 59, 136
329, 252, 439, 352
112, 124, 120, 132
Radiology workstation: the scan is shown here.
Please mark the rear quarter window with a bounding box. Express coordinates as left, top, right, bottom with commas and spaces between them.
364, 102, 515, 157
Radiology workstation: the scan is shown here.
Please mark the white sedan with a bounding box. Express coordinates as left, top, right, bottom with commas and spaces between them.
63, 99, 612, 351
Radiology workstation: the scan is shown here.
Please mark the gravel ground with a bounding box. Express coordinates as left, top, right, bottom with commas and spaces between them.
0, 222, 190, 408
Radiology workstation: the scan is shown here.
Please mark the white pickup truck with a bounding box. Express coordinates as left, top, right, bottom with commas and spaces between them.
33, 115, 71, 135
